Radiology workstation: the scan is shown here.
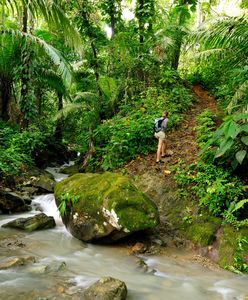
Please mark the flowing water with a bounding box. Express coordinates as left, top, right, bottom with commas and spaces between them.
0, 167, 247, 300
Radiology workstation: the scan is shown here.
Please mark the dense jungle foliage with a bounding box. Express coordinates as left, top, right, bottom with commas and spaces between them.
0, 0, 247, 272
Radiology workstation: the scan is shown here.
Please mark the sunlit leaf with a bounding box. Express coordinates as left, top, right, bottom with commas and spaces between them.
241, 123, 248, 133
215, 138, 234, 158
241, 136, 248, 145
235, 150, 247, 164
226, 121, 240, 139
233, 113, 248, 122
231, 199, 248, 213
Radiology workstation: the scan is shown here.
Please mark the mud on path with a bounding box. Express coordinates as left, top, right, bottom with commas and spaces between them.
124, 85, 219, 267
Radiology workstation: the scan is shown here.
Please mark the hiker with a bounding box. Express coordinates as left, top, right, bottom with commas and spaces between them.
154, 111, 169, 163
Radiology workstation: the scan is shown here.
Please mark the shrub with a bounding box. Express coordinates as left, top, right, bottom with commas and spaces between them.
200, 112, 248, 170
0, 122, 48, 177
174, 162, 245, 216
90, 85, 194, 170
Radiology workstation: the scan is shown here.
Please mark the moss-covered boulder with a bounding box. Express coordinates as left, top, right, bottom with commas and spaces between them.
30, 174, 55, 192
54, 172, 159, 242
218, 226, 248, 268
184, 216, 222, 247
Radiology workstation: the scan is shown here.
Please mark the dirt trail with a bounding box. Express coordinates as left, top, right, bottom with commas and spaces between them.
124, 85, 219, 259
126, 85, 218, 176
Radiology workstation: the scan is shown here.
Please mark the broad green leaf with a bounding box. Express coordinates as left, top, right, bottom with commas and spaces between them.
226, 121, 241, 139
231, 158, 239, 170
223, 120, 232, 138
241, 136, 248, 145
241, 123, 248, 133
199, 124, 225, 155
233, 113, 248, 122
211, 126, 225, 141
215, 138, 234, 158
236, 150, 247, 164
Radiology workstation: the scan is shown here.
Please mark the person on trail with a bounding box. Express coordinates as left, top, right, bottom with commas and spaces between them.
154, 111, 169, 163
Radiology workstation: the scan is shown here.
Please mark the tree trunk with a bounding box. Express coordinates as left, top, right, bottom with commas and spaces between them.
79, 3, 103, 117
20, 5, 29, 128
137, 0, 145, 54
171, 35, 183, 70
54, 93, 63, 142
171, 0, 187, 71
196, 0, 202, 28
0, 77, 12, 121
79, 139, 95, 172
109, 1, 116, 39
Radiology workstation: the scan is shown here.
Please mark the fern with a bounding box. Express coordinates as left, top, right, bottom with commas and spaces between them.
58, 192, 80, 217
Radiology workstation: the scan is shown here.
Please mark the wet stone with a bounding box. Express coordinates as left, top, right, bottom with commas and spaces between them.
84, 276, 127, 300
0, 256, 36, 270
1, 213, 56, 232
0, 191, 30, 213
130, 242, 147, 254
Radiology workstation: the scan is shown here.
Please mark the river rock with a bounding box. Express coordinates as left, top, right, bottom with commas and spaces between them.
27, 261, 66, 274
59, 164, 79, 176
20, 186, 39, 196
1, 213, 56, 232
0, 191, 31, 213
84, 277, 127, 300
54, 172, 159, 242
0, 256, 36, 270
131, 242, 147, 254
29, 174, 55, 192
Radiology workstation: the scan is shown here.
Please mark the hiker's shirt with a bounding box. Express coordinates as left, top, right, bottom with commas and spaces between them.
161, 118, 169, 132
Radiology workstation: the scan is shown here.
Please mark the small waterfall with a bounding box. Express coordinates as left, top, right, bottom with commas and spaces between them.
32, 194, 61, 222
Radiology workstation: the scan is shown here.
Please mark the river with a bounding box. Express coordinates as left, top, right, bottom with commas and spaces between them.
0, 167, 247, 299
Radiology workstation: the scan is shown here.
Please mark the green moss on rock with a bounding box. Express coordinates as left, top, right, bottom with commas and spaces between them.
54, 172, 159, 242
184, 217, 221, 247
218, 226, 248, 268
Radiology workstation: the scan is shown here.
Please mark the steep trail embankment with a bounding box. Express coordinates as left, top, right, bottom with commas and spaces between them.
124, 85, 220, 260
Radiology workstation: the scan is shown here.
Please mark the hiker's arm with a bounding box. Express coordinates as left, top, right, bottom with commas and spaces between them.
162, 118, 168, 131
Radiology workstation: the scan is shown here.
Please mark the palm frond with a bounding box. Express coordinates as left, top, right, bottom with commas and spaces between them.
1, 28, 73, 86
194, 48, 232, 61
191, 16, 248, 66
74, 92, 98, 104
0, 34, 21, 78
40, 69, 67, 95
1, 0, 18, 14
227, 80, 248, 114
54, 91, 98, 120
2, 0, 83, 54
55, 103, 88, 120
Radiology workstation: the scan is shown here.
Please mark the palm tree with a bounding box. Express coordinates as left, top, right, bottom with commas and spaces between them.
0, 36, 21, 120
0, 30, 73, 122
192, 16, 248, 113
0, 0, 83, 125
1, 0, 82, 52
